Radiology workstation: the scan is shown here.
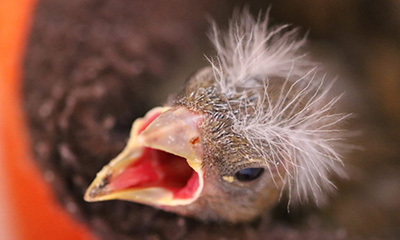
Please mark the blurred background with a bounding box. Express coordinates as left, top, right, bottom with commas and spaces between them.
1, 0, 399, 239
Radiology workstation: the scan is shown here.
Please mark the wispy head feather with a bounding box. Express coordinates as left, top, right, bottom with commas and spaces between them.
207, 10, 349, 204
208, 10, 311, 94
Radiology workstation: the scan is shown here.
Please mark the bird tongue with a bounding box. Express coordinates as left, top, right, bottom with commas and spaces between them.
108, 147, 199, 199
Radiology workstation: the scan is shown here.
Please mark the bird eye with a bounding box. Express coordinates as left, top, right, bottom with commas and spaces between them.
235, 168, 264, 182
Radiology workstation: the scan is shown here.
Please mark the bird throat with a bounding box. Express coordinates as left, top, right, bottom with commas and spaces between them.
108, 146, 200, 200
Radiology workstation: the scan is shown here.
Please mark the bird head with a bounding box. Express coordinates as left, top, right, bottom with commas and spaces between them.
85, 11, 348, 223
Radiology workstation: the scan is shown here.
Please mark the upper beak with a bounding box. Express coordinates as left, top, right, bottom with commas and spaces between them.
84, 106, 205, 207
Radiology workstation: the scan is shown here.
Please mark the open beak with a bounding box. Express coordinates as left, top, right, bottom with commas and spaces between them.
84, 106, 205, 207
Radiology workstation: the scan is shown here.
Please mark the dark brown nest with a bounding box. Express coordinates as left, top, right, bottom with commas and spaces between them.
23, 0, 400, 239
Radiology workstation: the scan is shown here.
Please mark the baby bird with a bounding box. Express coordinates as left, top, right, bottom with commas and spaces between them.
85, 11, 348, 223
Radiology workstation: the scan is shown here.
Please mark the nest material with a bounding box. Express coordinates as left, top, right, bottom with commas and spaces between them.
23, 0, 400, 239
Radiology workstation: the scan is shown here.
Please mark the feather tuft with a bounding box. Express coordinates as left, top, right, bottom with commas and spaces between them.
207, 10, 349, 204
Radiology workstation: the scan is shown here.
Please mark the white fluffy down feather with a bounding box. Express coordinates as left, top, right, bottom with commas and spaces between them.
207, 10, 350, 204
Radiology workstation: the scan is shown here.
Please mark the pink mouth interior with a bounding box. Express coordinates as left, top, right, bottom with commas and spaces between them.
108, 110, 200, 200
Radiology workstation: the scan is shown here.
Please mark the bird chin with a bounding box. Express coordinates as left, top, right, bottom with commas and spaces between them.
84, 106, 205, 207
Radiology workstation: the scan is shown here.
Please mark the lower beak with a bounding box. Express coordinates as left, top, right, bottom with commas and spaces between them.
84, 106, 205, 206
